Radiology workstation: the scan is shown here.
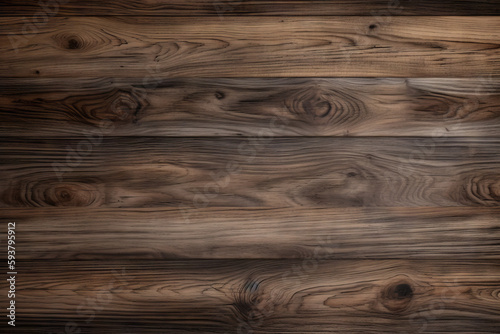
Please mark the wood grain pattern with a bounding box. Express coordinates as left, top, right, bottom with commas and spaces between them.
1, 207, 499, 260
2, 260, 499, 333
2, 137, 500, 209
2, 1, 500, 332
1, 78, 500, 137
2, 16, 500, 78
2, 0, 500, 16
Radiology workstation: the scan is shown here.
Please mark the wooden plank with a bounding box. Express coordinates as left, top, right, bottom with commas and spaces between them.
2, 16, 500, 78
1, 207, 499, 260
1, 137, 500, 208
2, 0, 500, 16
1, 78, 500, 137
3, 260, 499, 333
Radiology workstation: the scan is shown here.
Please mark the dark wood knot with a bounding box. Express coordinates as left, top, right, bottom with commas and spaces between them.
43, 182, 101, 207
380, 281, 414, 312
390, 283, 413, 300
67, 38, 81, 49
215, 91, 225, 100
53, 32, 92, 52
284, 85, 367, 127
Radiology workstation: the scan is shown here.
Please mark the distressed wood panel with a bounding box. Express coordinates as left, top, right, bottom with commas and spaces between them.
1, 137, 500, 208
2, 17, 500, 77
0, 207, 499, 260
1, 78, 499, 137
2, 260, 499, 333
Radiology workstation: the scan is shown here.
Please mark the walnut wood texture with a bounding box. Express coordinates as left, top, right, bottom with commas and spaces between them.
2, 1, 500, 333
1, 260, 499, 333
1, 137, 500, 208
2, 0, 500, 16
1, 207, 499, 260
1, 78, 500, 137
2, 17, 500, 77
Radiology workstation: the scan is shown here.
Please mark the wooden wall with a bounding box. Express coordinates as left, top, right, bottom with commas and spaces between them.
1, 1, 500, 332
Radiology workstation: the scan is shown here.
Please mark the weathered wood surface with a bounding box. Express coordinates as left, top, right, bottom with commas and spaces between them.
0, 137, 500, 208
1, 78, 499, 137
1, 137, 500, 208
2, 0, 500, 16
2, 1, 500, 333
1, 260, 499, 333
1, 207, 499, 260
2, 17, 500, 78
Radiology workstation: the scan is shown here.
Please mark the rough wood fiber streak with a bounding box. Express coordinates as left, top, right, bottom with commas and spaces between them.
1, 137, 500, 208
2, 17, 500, 77
1, 78, 500, 137
1, 260, 499, 333
2, 0, 500, 16
1, 207, 499, 260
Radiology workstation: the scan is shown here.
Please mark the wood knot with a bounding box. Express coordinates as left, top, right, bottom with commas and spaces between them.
53, 31, 98, 52
411, 89, 493, 122
380, 281, 414, 312
284, 85, 366, 127
458, 173, 500, 206
67, 38, 81, 49
214, 91, 225, 100
390, 283, 413, 299
108, 89, 146, 122
60, 88, 148, 126
40, 182, 101, 207
56, 34, 85, 51
2, 178, 102, 207
231, 279, 264, 324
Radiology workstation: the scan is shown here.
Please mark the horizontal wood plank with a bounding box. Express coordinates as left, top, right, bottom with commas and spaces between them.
1, 207, 499, 260
2, 0, 500, 16
1, 137, 500, 208
1, 78, 500, 137
2, 17, 500, 77
2, 260, 499, 333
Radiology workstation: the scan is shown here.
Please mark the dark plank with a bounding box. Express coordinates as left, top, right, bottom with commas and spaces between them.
1, 207, 499, 260
1, 78, 500, 137
1, 137, 500, 208
2, 260, 499, 333
2, 17, 500, 77
2, 0, 500, 16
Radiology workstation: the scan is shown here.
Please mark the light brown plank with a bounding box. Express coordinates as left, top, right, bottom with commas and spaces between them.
1, 207, 499, 260
2, 16, 500, 77
2, 260, 499, 333
1, 78, 500, 137
1, 137, 500, 208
